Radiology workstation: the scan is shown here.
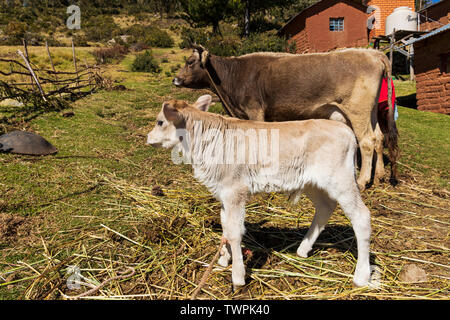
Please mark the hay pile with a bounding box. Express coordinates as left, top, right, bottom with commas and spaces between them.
1, 169, 448, 300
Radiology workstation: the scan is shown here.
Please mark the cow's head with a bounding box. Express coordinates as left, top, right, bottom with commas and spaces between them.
147, 95, 212, 148
173, 45, 211, 89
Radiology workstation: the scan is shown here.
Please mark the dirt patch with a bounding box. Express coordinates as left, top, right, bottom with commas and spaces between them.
151, 185, 165, 197
0, 213, 42, 244
399, 264, 428, 283
140, 216, 188, 243
0, 214, 27, 241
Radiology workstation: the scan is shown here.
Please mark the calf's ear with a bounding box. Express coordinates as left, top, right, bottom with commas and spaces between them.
194, 95, 212, 112
163, 103, 183, 124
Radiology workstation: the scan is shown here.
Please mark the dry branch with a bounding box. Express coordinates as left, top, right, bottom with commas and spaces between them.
17, 50, 47, 102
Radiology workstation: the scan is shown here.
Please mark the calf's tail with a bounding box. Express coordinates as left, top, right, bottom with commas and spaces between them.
380, 54, 399, 186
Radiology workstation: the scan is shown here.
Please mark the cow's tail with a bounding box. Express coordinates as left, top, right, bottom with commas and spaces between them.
381, 54, 399, 186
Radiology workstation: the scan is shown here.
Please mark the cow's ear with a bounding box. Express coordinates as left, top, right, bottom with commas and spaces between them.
163, 103, 183, 124
194, 95, 212, 112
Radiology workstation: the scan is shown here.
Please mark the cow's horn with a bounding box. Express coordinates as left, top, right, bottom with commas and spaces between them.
192, 43, 205, 52
201, 50, 210, 66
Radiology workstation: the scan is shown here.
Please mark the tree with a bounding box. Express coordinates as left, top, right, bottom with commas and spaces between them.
235, 0, 315, 36
179, 0, 239, 34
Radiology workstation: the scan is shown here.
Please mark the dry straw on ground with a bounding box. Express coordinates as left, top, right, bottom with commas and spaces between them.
1, 168, 448, 300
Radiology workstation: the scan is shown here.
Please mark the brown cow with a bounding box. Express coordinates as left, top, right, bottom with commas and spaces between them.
173, 46, 399, 190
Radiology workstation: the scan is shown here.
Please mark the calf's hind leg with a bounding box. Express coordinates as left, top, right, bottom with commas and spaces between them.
336, 190, 372, 287
297, 187, 336, 258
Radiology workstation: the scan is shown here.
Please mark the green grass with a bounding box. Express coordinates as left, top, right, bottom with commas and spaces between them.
394, 80, 449, 187
0, 48, 200, 298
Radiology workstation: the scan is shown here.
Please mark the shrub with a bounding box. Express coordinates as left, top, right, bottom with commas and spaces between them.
179, 27, 210, 49
92, 45, 128, 64
72, 35, 90, 47
131, 50, 161, 73
44, 36, 63, 47
126, 24, 174, 48
206, 35, 241, 56
0, 20, 28, 45
238, 31, 296, 55
241, 14, 282, 34
129, 42, 149, 52
84, 15, 121, 42
179, 27, 296, 57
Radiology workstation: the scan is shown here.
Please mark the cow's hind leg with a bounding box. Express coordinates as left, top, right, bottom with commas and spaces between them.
373, 123, 386, 185
297, 187, 336, 258
356, 132, 376, 190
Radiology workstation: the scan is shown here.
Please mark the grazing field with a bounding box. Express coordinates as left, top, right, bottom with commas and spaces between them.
0, 47, 448, 300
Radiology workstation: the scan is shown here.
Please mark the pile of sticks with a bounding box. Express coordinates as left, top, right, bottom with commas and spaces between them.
0, 39, 102, 110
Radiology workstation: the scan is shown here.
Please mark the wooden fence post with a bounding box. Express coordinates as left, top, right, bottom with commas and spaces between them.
390, 29, 395, 71
71, 38, 79, 87
46, 41, 62, 98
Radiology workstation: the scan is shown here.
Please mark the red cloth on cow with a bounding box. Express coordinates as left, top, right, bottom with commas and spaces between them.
378, 78, 396, 111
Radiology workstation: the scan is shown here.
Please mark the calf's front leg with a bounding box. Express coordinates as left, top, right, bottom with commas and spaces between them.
218, 206, 232, 267
219, 189, 248, 289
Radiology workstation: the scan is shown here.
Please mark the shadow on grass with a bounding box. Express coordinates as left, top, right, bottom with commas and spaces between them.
210, 219, 376, 286
0, 184, 100, 214
396, 93, 417, 110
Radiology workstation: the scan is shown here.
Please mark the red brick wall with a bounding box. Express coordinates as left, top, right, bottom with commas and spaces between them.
283, 0, 368, 53
364, 0, 415, 36
287, 17, 311, 53
419, 0, 450, 31
414, 30, 450, 114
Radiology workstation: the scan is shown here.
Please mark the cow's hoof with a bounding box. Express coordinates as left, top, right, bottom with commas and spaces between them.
389, 177, 398, 187
357, 182, 366, 192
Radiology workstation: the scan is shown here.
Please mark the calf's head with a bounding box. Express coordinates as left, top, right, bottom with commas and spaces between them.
173, 45, 210, 89
147, 95, 212, 148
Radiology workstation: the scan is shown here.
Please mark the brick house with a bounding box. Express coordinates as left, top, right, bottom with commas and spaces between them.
279, 0, 415, 53
418, 0, 450, 31
279, 0, 369, 53
408, 1, 450, 114
364, 0, 416, 37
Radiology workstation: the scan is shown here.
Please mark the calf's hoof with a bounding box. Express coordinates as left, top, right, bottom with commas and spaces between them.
353, 269, 371, 287
353, 277, 370, 287
296, 242, 311, 258
232, 273, 246, 290
218, 256, 229, 267
232, 281, 245, 293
